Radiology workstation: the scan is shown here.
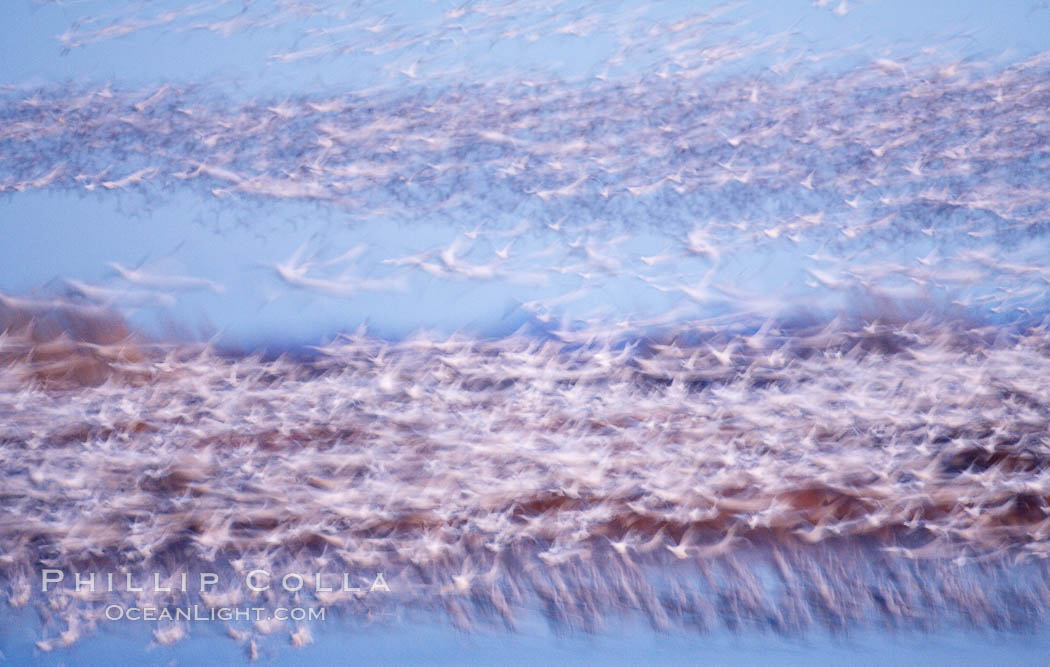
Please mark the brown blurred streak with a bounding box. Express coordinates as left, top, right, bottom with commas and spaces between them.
0, 297, 149, 388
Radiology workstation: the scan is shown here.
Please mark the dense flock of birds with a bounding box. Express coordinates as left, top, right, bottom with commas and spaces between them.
4, 6, 1050, 319
4, 298, 1050, 652
3, 0, 1050, 658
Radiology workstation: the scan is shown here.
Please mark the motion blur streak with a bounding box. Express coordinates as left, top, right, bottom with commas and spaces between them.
4, 298, 1050, 648
3, 0, 1050, 657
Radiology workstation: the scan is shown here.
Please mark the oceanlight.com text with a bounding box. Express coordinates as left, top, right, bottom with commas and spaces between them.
103, 605, 326, 622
